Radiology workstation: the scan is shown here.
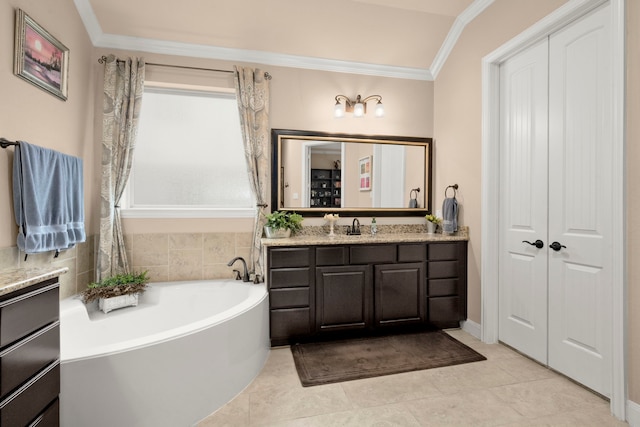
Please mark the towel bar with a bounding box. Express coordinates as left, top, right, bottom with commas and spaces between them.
0, 138, 19, 148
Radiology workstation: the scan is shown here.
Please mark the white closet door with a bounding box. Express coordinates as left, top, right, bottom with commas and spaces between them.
548, 4, 612, 397
498, 39, 549, 364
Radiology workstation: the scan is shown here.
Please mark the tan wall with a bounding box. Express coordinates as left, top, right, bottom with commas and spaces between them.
0, 0, 97, 298
434, 0, 638, 408
626, 0, 639, 404
432, 0, 568, 324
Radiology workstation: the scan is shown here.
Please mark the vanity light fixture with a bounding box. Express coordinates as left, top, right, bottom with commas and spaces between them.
334, 94, 384, 118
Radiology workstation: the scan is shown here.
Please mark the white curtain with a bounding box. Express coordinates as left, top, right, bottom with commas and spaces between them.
234, 66, 271, 281
97, 55, 145, 281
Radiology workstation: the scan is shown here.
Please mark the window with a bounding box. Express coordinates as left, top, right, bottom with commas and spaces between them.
122, 85, 254, 218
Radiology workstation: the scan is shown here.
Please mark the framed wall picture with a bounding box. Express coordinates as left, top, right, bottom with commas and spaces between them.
14, 9, 69, 101
359, 155, 372, 191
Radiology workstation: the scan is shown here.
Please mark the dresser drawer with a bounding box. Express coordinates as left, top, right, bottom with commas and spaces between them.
428, 242, 460, 261
350, 245, 396, 264
30, 398, 59, 427
398, 244, 426, 262
269, 248, 310, 268
0, 282, 59, 349
269, 268, 310, 289
270, 288, 309, 309
0, 361, 59, 427
1, 322, 59, 399
428, 261, 459, 279
428, 278, 459, 297
316, 246, 347, 266
270, 308, 311, 339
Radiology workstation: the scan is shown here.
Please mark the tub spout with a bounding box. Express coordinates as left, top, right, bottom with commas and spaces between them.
227, 257, 250, 282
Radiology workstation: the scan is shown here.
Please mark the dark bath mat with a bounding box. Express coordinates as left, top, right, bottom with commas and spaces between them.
291, 330, 486, 387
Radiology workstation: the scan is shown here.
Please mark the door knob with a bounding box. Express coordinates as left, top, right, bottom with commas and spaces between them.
522, 239, 544, 249
549, 241, 566, 252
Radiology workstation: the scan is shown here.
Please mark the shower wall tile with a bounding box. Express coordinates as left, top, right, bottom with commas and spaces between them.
203, 233, 236, 265
132, 234, 169, 266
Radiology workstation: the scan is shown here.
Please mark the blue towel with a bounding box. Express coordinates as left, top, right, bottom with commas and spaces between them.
13, 141, 85, 254
442, 197, 458, 234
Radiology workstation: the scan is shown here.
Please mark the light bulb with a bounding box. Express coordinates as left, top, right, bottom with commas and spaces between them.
334, 101, 345, 118
353, 102, 365, 117
374, 101, 384, 118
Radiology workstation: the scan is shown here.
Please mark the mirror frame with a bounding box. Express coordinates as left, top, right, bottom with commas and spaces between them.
271, 128, 433, 217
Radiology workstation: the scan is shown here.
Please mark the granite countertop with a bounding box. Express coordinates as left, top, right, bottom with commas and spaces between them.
0, 266, 69, 297
262, 226, 468, 247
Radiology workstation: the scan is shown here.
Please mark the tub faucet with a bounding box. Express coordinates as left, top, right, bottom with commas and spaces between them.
227, 257, 250, 282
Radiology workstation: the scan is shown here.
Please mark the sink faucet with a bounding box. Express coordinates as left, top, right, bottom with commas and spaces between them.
227, 257, 250, 282
347, 218, 361, 235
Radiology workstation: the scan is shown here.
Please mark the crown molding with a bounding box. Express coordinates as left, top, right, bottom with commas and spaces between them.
430, 0, 494, 79
74, 0, 490, 81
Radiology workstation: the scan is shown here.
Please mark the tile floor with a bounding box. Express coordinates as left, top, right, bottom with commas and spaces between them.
198, 329, 628, 426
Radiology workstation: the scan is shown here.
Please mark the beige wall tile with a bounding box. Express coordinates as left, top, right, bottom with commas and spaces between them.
169, 233, 203, 250
132, 234, 169, 267
203, 233, 236, 265
169, 249, 203, 281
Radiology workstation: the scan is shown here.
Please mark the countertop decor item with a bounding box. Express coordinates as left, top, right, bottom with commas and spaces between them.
323, 213, 339, 236
264, 211, 303, 238
82, 271, 149, 313
425, 214, 441, 234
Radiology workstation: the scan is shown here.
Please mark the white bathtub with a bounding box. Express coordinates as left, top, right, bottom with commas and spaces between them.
59, 280, 270, 427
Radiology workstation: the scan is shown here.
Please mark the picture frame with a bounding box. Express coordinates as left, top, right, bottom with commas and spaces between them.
14, 9, 69, 101
359, 156, 372, 191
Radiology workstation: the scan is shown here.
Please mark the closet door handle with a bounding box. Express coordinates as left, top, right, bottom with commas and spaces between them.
522, 239, 544, 249
549, 241, 566, 252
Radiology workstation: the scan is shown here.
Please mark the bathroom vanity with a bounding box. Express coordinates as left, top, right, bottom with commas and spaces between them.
263, 231, 468, 346
0, 267, 67, 427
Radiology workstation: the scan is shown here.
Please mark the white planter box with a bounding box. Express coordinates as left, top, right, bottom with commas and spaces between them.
99, 293, 139, 314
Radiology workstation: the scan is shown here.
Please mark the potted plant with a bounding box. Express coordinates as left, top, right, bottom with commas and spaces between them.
263, 211, 303, 238
82, 271, 149, 313
425, 214, 441, 234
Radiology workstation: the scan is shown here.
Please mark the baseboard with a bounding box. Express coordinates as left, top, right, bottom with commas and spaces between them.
461, 319, 481, 339
628, 399, 640, 427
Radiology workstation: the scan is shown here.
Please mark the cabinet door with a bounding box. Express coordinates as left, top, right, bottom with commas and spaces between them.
316, 266, 371, 332
374, 263, 425, 328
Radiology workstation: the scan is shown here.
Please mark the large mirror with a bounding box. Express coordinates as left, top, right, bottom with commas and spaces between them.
271, 129, 433, 217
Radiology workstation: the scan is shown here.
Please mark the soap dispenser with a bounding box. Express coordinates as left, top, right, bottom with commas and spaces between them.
371, 217, 377, 235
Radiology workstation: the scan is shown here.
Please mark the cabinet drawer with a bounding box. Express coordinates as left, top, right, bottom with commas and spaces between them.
30, 398, 59, 427
1, 323, 59, 399
269, 248, 310, 268
398, 244, 426, 262
270, 288, 309, 309
428, 242, 460, 260
270, 308, 311, 339
428, 278, 459, 297
350, 245, 395, 264
428, 296, 462, 328
269, 268, 310, 289
0, 282, 59, 349
316, 246, 347, 266
0, 361, 59, 427
428, 261, 459, 279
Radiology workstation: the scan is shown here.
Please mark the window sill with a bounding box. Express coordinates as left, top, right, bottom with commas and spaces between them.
120, 208, 257, 219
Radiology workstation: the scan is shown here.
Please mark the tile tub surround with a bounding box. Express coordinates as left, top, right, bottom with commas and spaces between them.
124, 232, 254, 283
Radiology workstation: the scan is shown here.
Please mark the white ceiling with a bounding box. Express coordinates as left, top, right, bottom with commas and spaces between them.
75, 0, 493, 80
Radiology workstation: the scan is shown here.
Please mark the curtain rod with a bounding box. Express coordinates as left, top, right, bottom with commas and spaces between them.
97, 56, 272, 80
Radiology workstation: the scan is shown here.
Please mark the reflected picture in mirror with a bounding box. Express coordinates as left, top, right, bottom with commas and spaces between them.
271, 129, 433, 217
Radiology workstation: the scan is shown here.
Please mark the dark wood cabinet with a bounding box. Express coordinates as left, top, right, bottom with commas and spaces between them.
427, 242, 468, 328
374, 262, 425, 328
267, 240, 467, 345
0, 278, 60, 426
316, 265, 371, 332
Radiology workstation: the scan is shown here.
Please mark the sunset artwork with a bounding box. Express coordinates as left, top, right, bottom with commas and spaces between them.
24, 25, 62, 90
14, 9, 68, 100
